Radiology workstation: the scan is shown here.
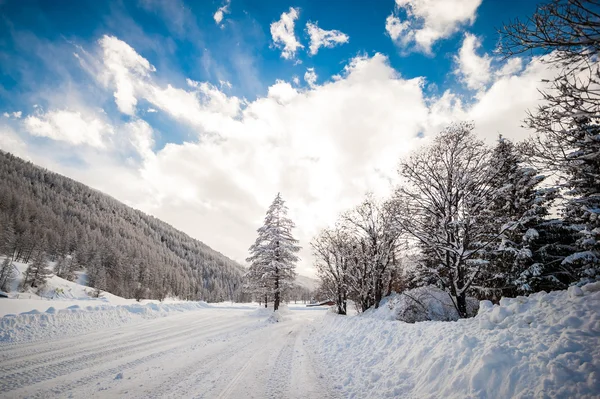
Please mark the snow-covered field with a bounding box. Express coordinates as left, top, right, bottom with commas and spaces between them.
1, 259, 599, 398
309, 283, 600, 398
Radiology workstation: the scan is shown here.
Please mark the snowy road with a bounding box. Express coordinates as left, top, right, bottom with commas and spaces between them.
0, 306, 336, 399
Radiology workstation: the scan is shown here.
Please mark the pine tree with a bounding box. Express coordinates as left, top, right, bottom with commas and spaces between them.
479, 137, 557, 298
561, 118, 600, 284
22, 250, 52, 290
247, 193, 300, 311
54, 255, 67, 279
500, 0, 600, 286
0, 218, 16, 258
0, 256, 15, 292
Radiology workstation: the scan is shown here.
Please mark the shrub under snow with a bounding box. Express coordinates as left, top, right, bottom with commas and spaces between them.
363, 286, 478, 323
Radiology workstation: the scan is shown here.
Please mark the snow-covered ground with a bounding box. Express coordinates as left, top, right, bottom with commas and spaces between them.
308, 283, 600, 398
0, 304, 333, 398
1, 257, 598, 398
0, 260, 175, 317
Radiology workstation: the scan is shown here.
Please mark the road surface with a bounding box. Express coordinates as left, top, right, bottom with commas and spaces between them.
0, 306, 337, 399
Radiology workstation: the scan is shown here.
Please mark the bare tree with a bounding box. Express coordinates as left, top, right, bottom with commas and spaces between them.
501, 0, 600, 170
342, 195, 403, 311
393, 123, 500, 318
312, 226, 352, 314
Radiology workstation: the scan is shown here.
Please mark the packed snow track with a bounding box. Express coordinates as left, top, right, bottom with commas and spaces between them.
0, 306, 336, 399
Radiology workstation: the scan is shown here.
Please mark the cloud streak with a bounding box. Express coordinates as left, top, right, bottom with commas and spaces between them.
306, 22, 349, 55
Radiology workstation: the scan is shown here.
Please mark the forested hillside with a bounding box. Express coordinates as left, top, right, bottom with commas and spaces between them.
0, 151, 245, 301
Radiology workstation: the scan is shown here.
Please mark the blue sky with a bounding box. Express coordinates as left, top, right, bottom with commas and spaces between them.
2, 0, 538, 117
0, 0, 555, 276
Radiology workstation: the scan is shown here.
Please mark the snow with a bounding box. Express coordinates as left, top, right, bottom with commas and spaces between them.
1, 269, 598, 398
308, 283, 600, 398
0, 304, 332, 398
362, 286, 478, 322
0, 300, 213, 343
0, 260, 198, 318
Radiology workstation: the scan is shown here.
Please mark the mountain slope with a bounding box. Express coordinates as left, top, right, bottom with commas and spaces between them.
0, 151, 245, 301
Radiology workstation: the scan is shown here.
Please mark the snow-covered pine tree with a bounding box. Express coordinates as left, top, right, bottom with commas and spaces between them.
22, 249, 52, 290
0, 256, 15, 291
246, 193, 300, 311
500, 0, 600, 286
0, 216, 15, 258
479, 136, 557, 298
54, 255, 67, 279
561, 117, 600, 284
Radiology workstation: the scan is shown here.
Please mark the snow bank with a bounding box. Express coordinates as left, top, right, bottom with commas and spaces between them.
363, 286, 478, 322
310, 283, 600, 398
0, 301, 210, 343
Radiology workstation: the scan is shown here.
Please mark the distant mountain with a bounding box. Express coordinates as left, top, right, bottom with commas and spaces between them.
0, 151, 245, 301
295, 275, 319, 291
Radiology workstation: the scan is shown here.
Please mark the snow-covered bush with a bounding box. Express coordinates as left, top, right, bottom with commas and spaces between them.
364, 286, 478, 322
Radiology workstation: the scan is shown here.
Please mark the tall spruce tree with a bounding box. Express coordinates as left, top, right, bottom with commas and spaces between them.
480, 137, 557, 298
561, 118, 600, 284
246, 193, 300, 311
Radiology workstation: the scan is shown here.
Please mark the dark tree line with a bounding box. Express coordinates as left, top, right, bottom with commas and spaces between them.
0, 151, 245, 301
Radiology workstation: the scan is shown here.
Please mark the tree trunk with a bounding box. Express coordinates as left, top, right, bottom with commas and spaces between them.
273, 267, 280, 311
374, 272, 383, 309
337, 286, 346, 315
457, 292, 468, 318
264, 293, 267, 308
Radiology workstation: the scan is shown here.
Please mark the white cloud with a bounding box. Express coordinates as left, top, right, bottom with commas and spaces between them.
9, 36, 559, 278
306, 22, 349, 55
23, 109, 114, 148
99, 35, 156, 115
147, 108, 158, 113
304, 68, 317, 88
385, 14, 410, 42
454, 33, 491, 91
0, 125, 28, 158
270, 7, 303, 60
213, 0, 231, 26
3, 111, 22, 119
495, 57, 523, 78
219, 79, 232, 89
93, 37, 241, 135
126, 119, 155, 160
267, 80, 299, 104
453, 34, 525, 92
387, 0, 482, 53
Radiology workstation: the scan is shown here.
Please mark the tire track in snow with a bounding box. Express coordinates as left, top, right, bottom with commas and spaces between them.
0, 310, 217, 361
138, 321, 268, 399
0, 316, 250, 396
0, 312, 220, 371
0, 315, 238, 379
264, 329, 297, 399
